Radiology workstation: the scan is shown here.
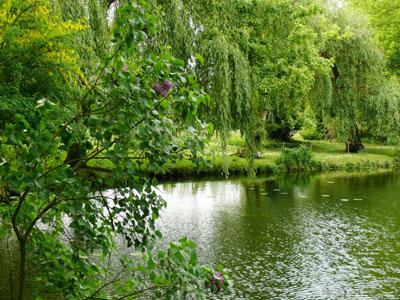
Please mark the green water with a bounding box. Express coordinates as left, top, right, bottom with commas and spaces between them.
157, 171, 400, 299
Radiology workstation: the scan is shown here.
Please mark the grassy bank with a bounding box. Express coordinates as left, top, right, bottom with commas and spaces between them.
156, 138, 398, 180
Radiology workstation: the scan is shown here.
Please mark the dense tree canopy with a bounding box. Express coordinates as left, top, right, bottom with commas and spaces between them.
350, 0, 400, 75
154, 0, 400, 151
155, 0, 331, 151
313, 6, 386, 151
0, 0, 400, 298
0, 0, 85, 127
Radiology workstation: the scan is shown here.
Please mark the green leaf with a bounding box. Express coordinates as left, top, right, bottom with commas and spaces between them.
195, 53, 204, 65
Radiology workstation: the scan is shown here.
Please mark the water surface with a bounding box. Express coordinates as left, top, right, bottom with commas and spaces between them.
157, 171, 400, 299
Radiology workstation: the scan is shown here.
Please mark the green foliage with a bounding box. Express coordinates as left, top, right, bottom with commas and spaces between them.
30, 238, 228, 299
311, 6, 386, 148
350, 0, 400, 75
245, 0, 326, 141
1, 0, 400, 297
300, 107, 326, 140
362, 78, 400, 145
138, 238, 230, 298
0, 1, 224, 298
153, 2, 334, 175
53, 0, 110, 59
0, 0, 86, 128
277, 146, 317, 171
155, 0, 400, 152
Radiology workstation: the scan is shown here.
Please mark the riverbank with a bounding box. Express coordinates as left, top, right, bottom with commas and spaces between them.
155, 139, 398, 180
84, 137, 398, 183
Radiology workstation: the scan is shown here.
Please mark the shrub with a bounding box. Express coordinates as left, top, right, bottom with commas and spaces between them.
276, 146, 316, 171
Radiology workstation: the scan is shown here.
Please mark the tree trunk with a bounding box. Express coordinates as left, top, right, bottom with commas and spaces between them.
345, 126, 364, 153
345, 141, 363, 153
17, 240, 26, 300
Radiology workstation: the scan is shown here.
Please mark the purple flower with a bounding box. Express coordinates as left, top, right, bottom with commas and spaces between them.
153, 80, 173, 97
211, 272, 225, 291
122, 64, 129, 73
163, 80, 173, 90
153, 83, 163, 94
159, 89, 168, 97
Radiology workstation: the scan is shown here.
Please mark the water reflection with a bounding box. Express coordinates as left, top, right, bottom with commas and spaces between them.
157, 171, 400, 299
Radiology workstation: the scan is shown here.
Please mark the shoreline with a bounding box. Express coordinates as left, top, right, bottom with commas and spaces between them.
151, 155, 396, 183
89, 139, 399, 184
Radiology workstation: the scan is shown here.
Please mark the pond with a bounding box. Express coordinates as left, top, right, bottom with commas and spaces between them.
156, 171, 400, 299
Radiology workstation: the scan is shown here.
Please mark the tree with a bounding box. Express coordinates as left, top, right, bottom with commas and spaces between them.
154, 0, 328, 159
350, 0, 400, 75
0, 1, 225, 298
239, 0, 327, 141
362, 78, 400, 145
312, 6, 386, 152
0, 0, 86, 129
155, 0, 254, 155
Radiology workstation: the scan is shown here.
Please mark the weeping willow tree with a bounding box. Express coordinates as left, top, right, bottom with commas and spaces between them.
52, 0, 112, 70
347, 1, 400, 146
241, 0, 328, 141
152, 0, 255, 170
311, 6, 386, 152
153, 0, 328, 166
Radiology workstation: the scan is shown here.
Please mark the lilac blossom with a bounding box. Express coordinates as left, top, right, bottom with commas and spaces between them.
153, 80, 173, 97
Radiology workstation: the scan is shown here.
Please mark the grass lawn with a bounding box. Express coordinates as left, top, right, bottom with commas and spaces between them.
87, 133, 398, 180
310, 140, 396, 166
160, 137, 398, 179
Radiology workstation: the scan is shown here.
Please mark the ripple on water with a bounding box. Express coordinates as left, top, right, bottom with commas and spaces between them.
157, 172, 400, 298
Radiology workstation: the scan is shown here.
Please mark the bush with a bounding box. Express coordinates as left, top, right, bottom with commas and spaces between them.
276, 146, 316, 171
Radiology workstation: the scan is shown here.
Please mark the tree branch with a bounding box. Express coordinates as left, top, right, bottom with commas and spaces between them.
117, 285, 173, 299
80, 43, 124, 103
84, 269, 125, 300
11, 189, 30, 242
